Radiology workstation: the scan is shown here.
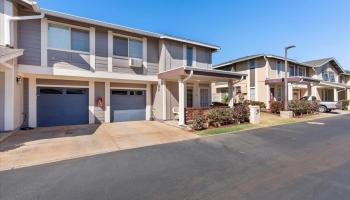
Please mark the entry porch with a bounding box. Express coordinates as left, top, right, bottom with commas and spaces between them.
158, 67, 246, 126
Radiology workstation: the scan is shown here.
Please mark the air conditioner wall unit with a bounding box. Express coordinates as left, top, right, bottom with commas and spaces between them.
129, 58, 143, 67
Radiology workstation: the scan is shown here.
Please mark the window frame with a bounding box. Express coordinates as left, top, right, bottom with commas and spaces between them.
112, 33, 143, 59
186, 45, 194, 67
297, 66, 306, 77
47, 21, 90, 54
276, 61, 283, 77
289, 65, 295, 77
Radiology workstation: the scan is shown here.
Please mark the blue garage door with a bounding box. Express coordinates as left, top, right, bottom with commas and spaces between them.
111, 90, 146, 122
37, 87, 89, 127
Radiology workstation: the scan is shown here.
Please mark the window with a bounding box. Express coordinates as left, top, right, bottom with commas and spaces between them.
249, 60, 256, 69
112, 90, 128, 95
48, 24, 90, 52
329, 72, 335, 82
289, 65, 295, 77
129, 39, 143, 59
298, 67, 306, 76
40, 88, 63, 94
71, 28, 89, 52
186, 88, 193, 107
66, 89, 86, 95
113, 36, 143, 59
322, 70, 329, 81
48, 24, 69, 50
276, 61, 283, 77
235, 86, 241, 93
186, 46, 193, 66
250, 88, 255, 101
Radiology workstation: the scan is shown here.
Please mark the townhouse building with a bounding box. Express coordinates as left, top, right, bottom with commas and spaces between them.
0, 0, 245, 131
214, 54, 350, 108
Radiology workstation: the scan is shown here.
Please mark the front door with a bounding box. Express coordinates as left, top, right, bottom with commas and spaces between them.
200, 88, 210, 107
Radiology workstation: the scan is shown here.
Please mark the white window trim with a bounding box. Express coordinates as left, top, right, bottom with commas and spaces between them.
47, 20, 91, 53
112, 33, 143, 59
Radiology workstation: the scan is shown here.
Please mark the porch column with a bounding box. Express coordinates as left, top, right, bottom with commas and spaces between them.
88, 81, 95, 124
28, 77, 37, 128
288, 83, 293, 100
228, 80, 234, 108
4, 68, 15, 130
307, 84, 312, 96
104, 81, 110, 123
178, 79, 185, 126
334, 88, 338, 102
146, 83, 152, 120
347, 89, 350, 100
266, 84, 270, 109
193, 81, 200, 107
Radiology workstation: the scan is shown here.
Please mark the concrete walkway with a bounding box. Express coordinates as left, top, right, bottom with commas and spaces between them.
0, 121, 197, 171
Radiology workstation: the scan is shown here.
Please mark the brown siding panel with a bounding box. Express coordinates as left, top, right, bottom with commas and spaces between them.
47, 49, 90, 70
17, 19, 41, 66
95, 29, 108, 71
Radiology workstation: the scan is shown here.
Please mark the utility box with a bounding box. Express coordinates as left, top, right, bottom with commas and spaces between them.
249, 105, 260, 124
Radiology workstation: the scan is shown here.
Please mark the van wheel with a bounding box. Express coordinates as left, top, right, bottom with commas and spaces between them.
319, 105, 327, 113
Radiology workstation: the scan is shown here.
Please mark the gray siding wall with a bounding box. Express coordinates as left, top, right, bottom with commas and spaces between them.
151, 83, 163, 120
164, 40, 183, 71
147, 38, 159, 75
0, 72, 4, 131
165, 81, 179, 120
196, 47, 212, 69
17, 19, 41, 66
22, 78, 29, 127
112, 57, 144, 74
47, 49, 90, 70
94, 82, 105, 123
95, 29, 108, 72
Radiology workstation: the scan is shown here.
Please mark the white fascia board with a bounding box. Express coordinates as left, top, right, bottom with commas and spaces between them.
18, 65, 159, 82
160, 36, 220, 50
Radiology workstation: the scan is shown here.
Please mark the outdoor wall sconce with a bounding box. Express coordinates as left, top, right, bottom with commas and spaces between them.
16, 76, 22, 85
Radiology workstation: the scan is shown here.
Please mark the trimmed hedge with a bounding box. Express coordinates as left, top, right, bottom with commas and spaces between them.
270, 101, 283, 114
243, 100, 266, 109
192, 104, 250, 129
288, 100, 319, 116
340, 100, 350, 110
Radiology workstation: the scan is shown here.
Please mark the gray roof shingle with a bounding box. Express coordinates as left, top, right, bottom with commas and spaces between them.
302, 57, 334, 67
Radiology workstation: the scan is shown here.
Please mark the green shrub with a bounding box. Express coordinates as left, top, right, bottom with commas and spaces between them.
288, 100, 320, 116
232, 104, 249, 123
340, 100, 350, 110
222, 95, 229, 104
243, 100, 266, 109
191, 113, 206, 130
270, 101, 283, 113
206, 108, 234, 127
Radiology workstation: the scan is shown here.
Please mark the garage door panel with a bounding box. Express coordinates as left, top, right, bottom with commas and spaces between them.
37, 87, 88, 127
111, 90, 146, 122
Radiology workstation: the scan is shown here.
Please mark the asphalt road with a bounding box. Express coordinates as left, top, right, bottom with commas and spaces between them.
2, 114, 350, 200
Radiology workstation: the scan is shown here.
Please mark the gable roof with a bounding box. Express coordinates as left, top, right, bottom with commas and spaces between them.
214, 54, 313, 69
303, 57, 345, 74
40, 9, 220, 51
0, 46, 24, 63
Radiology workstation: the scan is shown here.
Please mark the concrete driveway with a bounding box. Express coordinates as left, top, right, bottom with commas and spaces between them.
0, 121, 197, 171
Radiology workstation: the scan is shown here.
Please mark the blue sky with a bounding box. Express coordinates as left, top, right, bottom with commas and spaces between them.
39, 0, 350, 69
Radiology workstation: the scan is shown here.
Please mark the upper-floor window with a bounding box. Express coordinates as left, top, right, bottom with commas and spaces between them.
276, 61, 283, 77
329, 71, 335, 82
48, 24, 90, 52
186, 46, 193, 66
289, 65, 295, 77
249, 60, 256, 69
113, 36, 143, 59
298, 67, 306, 77
321, 70, 335, 82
